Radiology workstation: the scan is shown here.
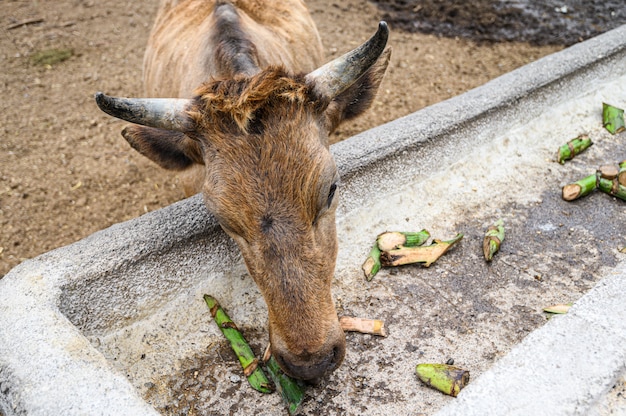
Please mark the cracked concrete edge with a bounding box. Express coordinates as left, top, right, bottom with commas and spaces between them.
435, 260, 626, 416
0, 24, 625, 416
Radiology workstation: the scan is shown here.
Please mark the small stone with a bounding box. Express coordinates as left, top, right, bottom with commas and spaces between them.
229, 374, 241, 383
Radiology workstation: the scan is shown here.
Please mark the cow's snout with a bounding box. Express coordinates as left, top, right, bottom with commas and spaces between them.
271, 324, 346, 382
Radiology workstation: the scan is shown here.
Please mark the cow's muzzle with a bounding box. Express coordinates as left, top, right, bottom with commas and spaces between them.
271, 324, 346, 382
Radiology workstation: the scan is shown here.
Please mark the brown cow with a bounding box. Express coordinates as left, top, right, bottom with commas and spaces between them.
95, 0, 390, 382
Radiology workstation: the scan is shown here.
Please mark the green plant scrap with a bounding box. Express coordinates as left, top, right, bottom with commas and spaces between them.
362, 243, 382, 281
562, 164, 626, 202
264, 355, 306, 415
603, 103, 625, 134
556, 135, 593, 164
562, 173, 598, 201
376, 230, 431, 251
203, 295, 273, 394
380, 233, 463, 268
362, 230, 430, 280
416, 363, 470, 397
483, 219, 505, 261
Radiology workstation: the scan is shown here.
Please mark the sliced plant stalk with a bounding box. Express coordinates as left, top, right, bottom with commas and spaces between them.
543, 303, 572, 314
380, 233, 463, 268
416, 363, 470, 397
363, 230, 431, 280
556, 134, 593, 164
264, 355, 306, 415
483, 219, 505, 261
362, 243, 382, 281
376, 230, 430, 251
602, 102, 625, 134
597, 176, 626, 201
203, 295, 273, 394
599, 164, 619, 180
562, 174, 597, 201
339, 316, 387, 337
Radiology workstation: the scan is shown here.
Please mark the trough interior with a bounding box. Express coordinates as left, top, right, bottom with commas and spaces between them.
50, 65, 626, 415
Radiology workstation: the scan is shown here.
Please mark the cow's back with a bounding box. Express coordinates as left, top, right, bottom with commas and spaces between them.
144, 0, 324, 98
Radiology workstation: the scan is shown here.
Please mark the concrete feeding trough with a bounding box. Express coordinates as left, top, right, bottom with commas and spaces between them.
1, 25, 626, 416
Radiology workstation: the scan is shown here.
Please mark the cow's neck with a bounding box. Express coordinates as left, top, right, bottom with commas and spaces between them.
211, 2, 260, 78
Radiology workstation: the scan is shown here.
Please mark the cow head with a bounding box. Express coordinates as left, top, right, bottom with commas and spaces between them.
95, 23, 390, 381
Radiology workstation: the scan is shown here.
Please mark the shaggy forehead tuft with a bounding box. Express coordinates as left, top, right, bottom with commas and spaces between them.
190, 67, 325, 132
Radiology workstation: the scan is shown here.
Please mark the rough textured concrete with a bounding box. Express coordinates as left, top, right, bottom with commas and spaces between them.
436, 261, 626, 416
1, 24, 626, 416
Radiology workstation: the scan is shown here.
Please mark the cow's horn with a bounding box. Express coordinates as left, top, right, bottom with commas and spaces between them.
306, 21, 389, 99
95, 92, 193, 131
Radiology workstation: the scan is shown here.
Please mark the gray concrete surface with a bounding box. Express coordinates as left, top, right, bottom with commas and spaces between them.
436, 261, 626, 416
1, 24, 626, 416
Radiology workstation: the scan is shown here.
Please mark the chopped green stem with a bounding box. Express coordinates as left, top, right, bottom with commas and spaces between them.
401, 230, 431, 247
483, 219, 505, 261
377, 230, 431, 251
203, 295, 273, 394
597, 176, 626, 201
556, 135, 593, 164
416, 363, 470, 397
603, 102, 625, 134
362, 243, 382, 281
380, 233, 463, 268
265, 355, 306, 415
562, 174, 597, 201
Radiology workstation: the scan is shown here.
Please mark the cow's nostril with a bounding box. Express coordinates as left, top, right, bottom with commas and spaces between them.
271, 326, 346, 381
273, 342, 344, 381
329, 342, 345, 371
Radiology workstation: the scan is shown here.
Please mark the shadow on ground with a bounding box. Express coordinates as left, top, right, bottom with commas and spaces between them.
373, 0, 626, 45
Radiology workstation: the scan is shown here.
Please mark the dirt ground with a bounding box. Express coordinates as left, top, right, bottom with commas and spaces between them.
0, 0, 569, 277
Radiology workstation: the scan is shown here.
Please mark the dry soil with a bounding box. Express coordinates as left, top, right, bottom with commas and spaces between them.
1, 0, 570, 276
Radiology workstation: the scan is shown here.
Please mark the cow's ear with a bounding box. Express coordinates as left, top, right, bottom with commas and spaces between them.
324, 47, 391, 133
121, 125, 204, 170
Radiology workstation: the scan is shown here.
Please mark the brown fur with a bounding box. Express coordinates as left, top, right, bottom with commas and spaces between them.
144, 0, 324, 97
189, 68, 327, 134
113, 0, 390, 380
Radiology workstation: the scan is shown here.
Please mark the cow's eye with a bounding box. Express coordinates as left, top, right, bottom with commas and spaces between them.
327, 183, 337, 209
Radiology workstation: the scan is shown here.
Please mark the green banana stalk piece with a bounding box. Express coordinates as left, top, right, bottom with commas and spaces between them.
362, 243, 382, 281
363, 230, 431, 280
264, 355, 306, 415
483, 219, 505, 261
556, 134, 593, 164
380, 233, 463, 268
602, 102, 625, 134
416, 363, 470, 397
204, 295, 273, 394
562, 173, 597, 201
596, 165, 626, 201
376, 230, 431, 251
597, 176, 626, 201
